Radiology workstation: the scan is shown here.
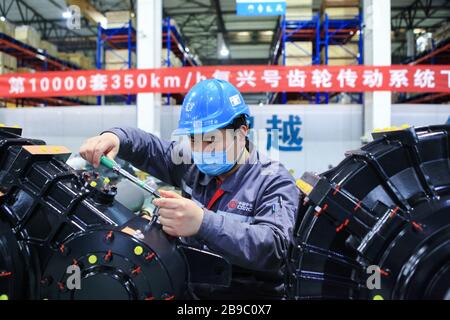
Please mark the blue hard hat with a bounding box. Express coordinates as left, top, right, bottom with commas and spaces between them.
173, 79, 250, 135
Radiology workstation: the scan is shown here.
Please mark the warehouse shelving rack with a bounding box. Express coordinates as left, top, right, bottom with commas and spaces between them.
0, 31, 90, 108
269, 13, 320, 104
96, 17, 198, 106
96, 20, 136, 105
162, 17, 198, 105
269, 12, 363, 105
397, 36, 450, 104
318, 13, 363, 104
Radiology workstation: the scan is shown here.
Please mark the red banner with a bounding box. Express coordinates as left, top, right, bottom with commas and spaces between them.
0, 65, 449, 98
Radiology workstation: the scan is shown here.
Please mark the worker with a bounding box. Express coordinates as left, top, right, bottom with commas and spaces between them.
79, 79, 300, 299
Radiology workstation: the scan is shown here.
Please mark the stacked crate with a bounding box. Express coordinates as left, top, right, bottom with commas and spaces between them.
320, 0, 360, 65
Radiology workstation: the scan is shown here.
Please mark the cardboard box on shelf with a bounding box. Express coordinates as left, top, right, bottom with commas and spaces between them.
286, 6, 313, 20
322, 7, 359, 19
161, 49, 183, 67
286, 41, 313, 57
106, 11, 136, 29
0, 20, 15, 37
326, 58, 358, 66
0, 66, 13, 74
17, 67, 36, 73
322, 0, 360, 8
321, 43, 359, 59
287, 0, 313, 7
105, 63, 131, 70
0, 53, 17, 70
15, 25, 41, 48
39, 40, 58, 56
58, 52, 94, 69
105, 49, 136, 65
284, 56, 313, 66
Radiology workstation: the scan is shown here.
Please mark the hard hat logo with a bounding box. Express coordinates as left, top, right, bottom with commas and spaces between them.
185, 102, 194, 112
229, 94, 242, 107
173, 79, 250, 136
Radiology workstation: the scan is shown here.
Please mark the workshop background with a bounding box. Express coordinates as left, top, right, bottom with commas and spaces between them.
0, 0, 449, 177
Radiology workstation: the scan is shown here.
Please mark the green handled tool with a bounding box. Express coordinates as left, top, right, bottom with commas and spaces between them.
100, 155, 161, 224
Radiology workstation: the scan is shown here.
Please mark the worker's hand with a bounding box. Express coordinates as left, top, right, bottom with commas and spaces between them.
153, 190, 204, 237
79, 132, 120, 168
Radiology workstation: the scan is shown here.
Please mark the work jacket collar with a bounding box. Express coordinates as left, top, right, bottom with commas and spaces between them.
198, 145, 257, 192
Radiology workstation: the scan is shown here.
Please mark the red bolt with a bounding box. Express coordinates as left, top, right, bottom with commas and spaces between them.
104, 250, 112, 262
105, 231, 114, 242
131, 266, 142, 275
412, 221, 424, 232
332, 185, 340, 196
378, 268, 389, 277
336, 218, 350, 233
145, 252, 155, 261
353, 201, 362, 212
389, 206, 400, 218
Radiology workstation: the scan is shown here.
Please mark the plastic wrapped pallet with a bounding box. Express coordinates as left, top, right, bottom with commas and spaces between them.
15, 25, 41, 48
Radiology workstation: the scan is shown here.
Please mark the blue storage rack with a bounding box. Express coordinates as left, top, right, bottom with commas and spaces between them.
270, 11, 363, 105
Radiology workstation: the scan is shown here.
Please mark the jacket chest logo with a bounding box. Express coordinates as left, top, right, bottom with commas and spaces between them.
227, 199, 253, 213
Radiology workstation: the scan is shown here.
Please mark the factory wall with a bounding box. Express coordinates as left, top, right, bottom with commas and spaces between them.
1, 104, 449, 178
